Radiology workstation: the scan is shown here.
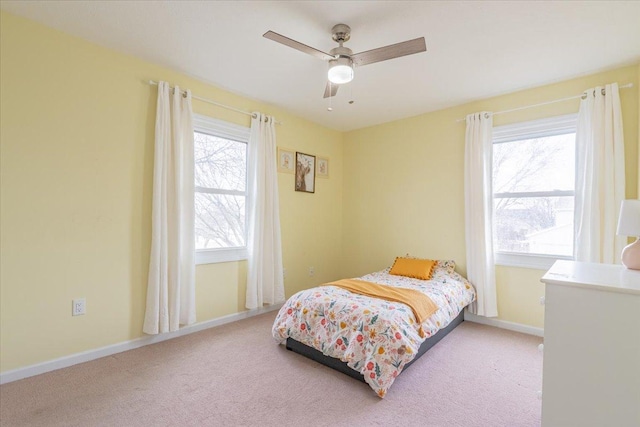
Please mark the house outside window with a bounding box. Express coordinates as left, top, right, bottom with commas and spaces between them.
492, 114, 577, 269
193, 115, 250, 264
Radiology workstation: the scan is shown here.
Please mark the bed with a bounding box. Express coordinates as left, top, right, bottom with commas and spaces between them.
272, 259, 476, 398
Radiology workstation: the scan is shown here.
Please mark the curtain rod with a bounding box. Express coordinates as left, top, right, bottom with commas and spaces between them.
455, 82, 634, 123
147, 80, 282, 125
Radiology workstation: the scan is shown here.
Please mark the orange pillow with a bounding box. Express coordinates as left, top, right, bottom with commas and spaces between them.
389, 257, 436, 280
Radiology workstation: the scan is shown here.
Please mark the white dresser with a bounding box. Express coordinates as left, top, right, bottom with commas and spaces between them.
540, 260, 640, 427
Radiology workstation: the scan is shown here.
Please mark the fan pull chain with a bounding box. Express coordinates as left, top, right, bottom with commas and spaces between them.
349, 80, 354, 105
326, 60, 333, 112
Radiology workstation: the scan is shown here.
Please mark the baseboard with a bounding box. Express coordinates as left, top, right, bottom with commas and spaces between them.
0, 303, 283, 385
464, 311, 544, 337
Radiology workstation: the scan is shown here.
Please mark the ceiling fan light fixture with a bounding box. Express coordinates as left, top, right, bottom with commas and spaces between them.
328, 57, 354, 84
264, 24, 426, 98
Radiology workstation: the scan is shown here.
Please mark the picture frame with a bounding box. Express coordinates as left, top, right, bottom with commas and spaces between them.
295, 152, 315, 193
316, 156, 329, 178
277, 147, 295, 174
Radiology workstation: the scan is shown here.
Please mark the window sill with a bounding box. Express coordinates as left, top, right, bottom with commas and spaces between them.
495, 252, 572, 270
196, 248, 248, 265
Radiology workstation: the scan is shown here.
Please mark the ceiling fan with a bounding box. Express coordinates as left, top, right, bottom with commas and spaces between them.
263, 24, 426, 98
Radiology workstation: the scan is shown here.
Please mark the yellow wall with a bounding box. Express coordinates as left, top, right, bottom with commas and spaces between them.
2, 10, 638, 374
343, 65, 639, 329
0, 11, 343, 372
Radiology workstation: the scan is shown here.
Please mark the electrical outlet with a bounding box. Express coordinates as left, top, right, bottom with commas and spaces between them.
72, 298, 86, 316
308, 266, 315, 277
283, 268, 287, 279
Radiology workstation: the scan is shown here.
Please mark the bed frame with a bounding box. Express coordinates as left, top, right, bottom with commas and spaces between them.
286, 309, 465, 383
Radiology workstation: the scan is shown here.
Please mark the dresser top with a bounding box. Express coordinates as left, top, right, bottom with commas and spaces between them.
541, 260, 640, 295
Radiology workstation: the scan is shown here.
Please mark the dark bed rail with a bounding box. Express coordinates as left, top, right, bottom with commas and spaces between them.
285, 309, 466, 383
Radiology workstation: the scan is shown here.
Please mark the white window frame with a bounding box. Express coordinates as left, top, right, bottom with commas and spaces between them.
193, 114, 251, 265
492, 113, 577, 270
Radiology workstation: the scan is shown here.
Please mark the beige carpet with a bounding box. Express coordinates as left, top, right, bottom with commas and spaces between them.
0, 312, 542, 426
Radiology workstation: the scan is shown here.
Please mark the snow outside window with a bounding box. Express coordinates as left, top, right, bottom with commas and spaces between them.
492, 114, 577, 270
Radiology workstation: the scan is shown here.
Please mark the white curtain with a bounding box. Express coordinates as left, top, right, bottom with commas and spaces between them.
574, 83, 626, 264
464, 112, 498, 317
143, 81, 196, 334
246, 113, 285, 309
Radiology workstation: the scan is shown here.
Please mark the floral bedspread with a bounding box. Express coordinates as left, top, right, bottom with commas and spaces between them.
272, 261, 476, 398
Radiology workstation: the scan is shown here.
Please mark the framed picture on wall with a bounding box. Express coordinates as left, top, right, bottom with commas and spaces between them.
317, 157, 329, 178
277, 147, 295, 174
295, 152, 315, 193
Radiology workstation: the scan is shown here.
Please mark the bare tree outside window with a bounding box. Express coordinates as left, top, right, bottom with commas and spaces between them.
194, 132, 247, 250
493, 133, 575, 257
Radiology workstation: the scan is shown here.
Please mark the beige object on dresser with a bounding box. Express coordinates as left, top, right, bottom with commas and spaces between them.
540, 261, 640, 427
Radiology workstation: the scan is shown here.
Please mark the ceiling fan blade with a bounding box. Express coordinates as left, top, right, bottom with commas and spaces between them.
323, 81, 339, 98
351, 37, 426, 67
263, 31, 334, 61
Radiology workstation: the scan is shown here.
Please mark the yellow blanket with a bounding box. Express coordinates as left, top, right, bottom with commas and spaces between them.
327, 279, 439, 338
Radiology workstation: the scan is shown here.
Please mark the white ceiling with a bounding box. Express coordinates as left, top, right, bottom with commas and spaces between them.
2, 1, 639, 131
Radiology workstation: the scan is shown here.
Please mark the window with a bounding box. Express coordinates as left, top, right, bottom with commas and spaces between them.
492, 114, 577, 269
193, 115, 250, 264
